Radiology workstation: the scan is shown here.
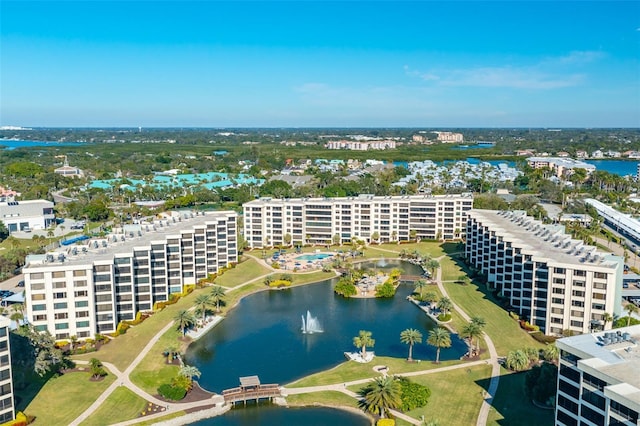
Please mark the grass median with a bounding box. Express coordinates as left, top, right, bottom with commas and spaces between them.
24, 371, 115, 425
80, 386, 150, 426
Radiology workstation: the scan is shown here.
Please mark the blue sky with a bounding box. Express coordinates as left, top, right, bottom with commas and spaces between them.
1, 1, 639, 127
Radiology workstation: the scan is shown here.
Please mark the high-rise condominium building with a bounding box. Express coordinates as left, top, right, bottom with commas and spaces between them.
23, 211, 237, 340
555, 324, 640, 426
0, 317, 14, 422
243, 194, 473, 249
465, 210, 623, 336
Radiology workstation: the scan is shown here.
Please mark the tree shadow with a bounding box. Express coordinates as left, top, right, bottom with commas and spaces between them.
10, 332, 51, 412
475, 370, 555, 426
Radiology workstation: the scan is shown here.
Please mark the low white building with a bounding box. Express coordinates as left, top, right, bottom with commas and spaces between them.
0, 199, 55, 232
526, 157, 596, 178
556, 324, 640, 426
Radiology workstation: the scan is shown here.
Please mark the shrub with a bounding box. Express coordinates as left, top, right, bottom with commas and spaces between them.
334, 278, 357, 297
115, 322, 130, 336
157, 383, 187, 401
375, 281, 396, 298
509, 311, 520, 320
398, 377, 430, 411
377, 420, 395, 426
519, 320, 539, 332
268, 279, 291, 288
438, 313, 451, 322
531, 332, 557, 344
0, 411, 28, 426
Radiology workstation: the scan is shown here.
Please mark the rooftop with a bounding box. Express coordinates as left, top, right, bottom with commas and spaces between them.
469, 209, 620, 268
24, 210, 236, 269
557, 325, 640, 407
246, 193, 473, 206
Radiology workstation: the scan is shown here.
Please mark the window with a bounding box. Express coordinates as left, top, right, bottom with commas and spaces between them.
53, 292, 67, 299
54, 313, 68, 320
73, 270, 87, 277
30, 272, 44, 280
31, 294, 45, 301
52, 271, 66, 278
75, 301, 88, 308
32, 304, 46, 311
54, 323, 69, 330
31, 283, 45, 290
76, 321, 90, 328
74, 280, 87, 287
74, 290, 88, 297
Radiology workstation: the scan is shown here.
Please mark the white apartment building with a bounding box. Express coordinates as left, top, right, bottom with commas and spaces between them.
465, 210, 623, 336
0, 317, 13, 423
24, 211, 237, 341
436, 132, 464, 143
526, 157, 596, 178
243, 194, 473, 248
324, 140, 397, 150
555, 324, 640, 426
0, 199, 55, 232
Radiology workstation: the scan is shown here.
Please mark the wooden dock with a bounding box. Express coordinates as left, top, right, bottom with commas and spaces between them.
222, 376, 281, 405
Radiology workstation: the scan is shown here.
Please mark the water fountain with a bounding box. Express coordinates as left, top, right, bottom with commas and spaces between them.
377, 255, 387, 267
301, 310, 323, 334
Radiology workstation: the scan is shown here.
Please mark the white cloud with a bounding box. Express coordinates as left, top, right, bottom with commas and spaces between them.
439, 67, 584, 89
556, 50, 605, 65
404, 51, 600, 90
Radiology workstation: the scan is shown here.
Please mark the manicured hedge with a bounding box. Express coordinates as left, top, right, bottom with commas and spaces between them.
157, 384, 187, 401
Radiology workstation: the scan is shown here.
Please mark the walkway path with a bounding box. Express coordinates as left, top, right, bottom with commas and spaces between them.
68, 249, 498, 426
433, 254, 500, 426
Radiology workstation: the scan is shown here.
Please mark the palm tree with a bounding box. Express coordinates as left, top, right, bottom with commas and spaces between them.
436, 297, 453, 316
427, 327, 451, 364
210, 286, 226, 313
470, 316, 486, 329
193, 294, 213, 323
602, 312, 613, 330
505, 350, 530, 372
425, 259, 440, 278
174, 310, 196, 336
461, 322, 483, 356
625, 303, 638, 327
357, 375, 402, 418
179, 365, 202, 380
400, 328, 423, 362
423, 291, 438, 305
353, 330, 375, 358
414, 280, 428, 299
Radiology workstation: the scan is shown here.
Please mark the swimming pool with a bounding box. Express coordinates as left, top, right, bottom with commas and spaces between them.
295, 253, 333, 261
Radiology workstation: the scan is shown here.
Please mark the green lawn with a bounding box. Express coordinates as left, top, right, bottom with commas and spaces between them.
215, 256, 272, 288
287, 357, 466, 388
286, 391, 360, 410
393, 364, 493, 426
80, 386, 151, 426
73, 286, 212, 370
24, 371, 115, 425
487, 367, 555, 426
442, 278, 544, 355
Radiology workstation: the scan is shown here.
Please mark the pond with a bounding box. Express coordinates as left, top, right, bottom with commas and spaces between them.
185, 260, 467, 393
190, 405, 370, 426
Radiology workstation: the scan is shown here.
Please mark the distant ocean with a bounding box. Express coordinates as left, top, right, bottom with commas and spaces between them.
0, 139, 85, 150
